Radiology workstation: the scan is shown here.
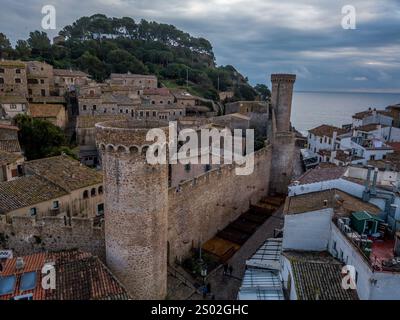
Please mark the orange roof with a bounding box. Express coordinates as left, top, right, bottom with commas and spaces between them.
143, 87, 171, 96
308, 125, 347, 138
28, 104, 64, 118
0, 250, 130, 300
0, 124, 19, 131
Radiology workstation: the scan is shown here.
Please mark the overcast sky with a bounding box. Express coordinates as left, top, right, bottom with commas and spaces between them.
1, 0, 400, 92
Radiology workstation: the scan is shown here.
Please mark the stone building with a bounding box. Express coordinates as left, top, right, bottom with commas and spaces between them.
0, 155, 104, 219
94, 74, 297, 299
109, 73, 157, 92
0, 95, 28, 119
0, 60, 28, 97
53, 69, 89, 96
0, 123, 21, 154
142, 87, 174, 106
27, 103, 67, 129
25, 61, 53, 99
0, 150, 24, 182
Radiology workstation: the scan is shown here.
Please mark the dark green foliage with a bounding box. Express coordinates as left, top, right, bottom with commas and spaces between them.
8, 14, 258, 100
254, 84, 271, 100
14, 114, 75, 160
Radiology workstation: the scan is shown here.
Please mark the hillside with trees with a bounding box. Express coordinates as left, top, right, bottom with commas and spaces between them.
0, 14, 269, 101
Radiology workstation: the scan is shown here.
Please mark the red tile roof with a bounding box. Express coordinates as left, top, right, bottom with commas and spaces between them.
308, 125, 347, 138
294, 163, 347, 185
0, 250, 130, 300
352, 109, 391, 120
143, 87, 171, 96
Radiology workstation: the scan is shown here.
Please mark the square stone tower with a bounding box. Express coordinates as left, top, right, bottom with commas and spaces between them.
269, 74, 296, 194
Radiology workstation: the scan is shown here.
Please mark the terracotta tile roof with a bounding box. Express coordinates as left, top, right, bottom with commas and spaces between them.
25, 155, 103, 191
387, 142, 400, 153
334, 150, 363, 162
0, 124, 19, 131
294, 163, 347, 185
355, 124, 385, 132
0, 175, 67, 213
0, 60, 26, 68
28, 104, 64, 118
0, 250, 130, 300
0, 140, 21, 153
284, 189, 381, 216
53, 69, 88, 77
143, 87, 172, 96
308, 125, 347, 138
352, 109, 391, 120
110, 73, 156, 79
283, 251, 358, 300
0, 95, 28, 104
0, 150, 23, 166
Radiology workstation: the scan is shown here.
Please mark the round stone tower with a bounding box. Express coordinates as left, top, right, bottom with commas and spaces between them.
95, 120, 169, 300
271, 74, 296, 132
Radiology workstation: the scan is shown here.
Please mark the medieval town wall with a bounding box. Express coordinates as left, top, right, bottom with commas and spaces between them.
0, 215, 105, 260
167, 145, 272, 263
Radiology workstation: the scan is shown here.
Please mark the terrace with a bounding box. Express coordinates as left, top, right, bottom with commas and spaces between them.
334, 213, 399, 272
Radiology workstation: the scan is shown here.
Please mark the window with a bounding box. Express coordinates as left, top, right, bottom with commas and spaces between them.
0, 68, 4, 73
15, 78, 21, 83
16, 69, 21, 74
83, 190, 89, 199
82, 105, 87, 111
370, 155, 375, 161
52, 201, 59, 209
153, 111, 156, 117
41, 89, 45, 96
91, 188, 96, 197
93, 105, 97, 111
30, 207, 37, 216
98, 186, 103, 194
28, 89, 32, 95
355, 271, 359, 284
97, 203, 104, 216
184, 163, 191, 172
10, 104, 17, 110
205, 164, 211, 172
40, 79, 44, 84
320, 138, 323, 143
0, 78, 4, 84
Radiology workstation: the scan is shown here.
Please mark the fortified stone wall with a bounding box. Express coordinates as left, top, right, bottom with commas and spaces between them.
167, 146, 272, 263
0, 215, 105, 260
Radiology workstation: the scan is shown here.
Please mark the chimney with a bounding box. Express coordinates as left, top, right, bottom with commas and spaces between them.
16, 257, 25, 271
363, 166, 373, 201
332, 131, 338, 150
371, 168, 378, 196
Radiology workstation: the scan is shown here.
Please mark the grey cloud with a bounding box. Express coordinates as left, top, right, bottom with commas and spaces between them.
0, 0, 399, 91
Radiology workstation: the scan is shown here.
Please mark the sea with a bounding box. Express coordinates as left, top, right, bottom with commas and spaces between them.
291, 91, 400, 136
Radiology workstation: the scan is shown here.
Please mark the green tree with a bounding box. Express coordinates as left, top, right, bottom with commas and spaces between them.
15, 40, 31, 60
254, 84, 271, 100
0, 32, 12, 58
14, 114, 73, 160
27, 31, 51, 58
106, 49, 147, 74
76, 51, 108, 81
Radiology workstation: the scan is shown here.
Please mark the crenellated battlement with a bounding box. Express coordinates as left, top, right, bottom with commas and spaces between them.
169, 145, 271, 195
95, 119, 169, 147
271, 74, 297, 83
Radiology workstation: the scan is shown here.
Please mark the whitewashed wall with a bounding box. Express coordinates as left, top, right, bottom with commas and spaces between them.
283, 208, 333, 251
